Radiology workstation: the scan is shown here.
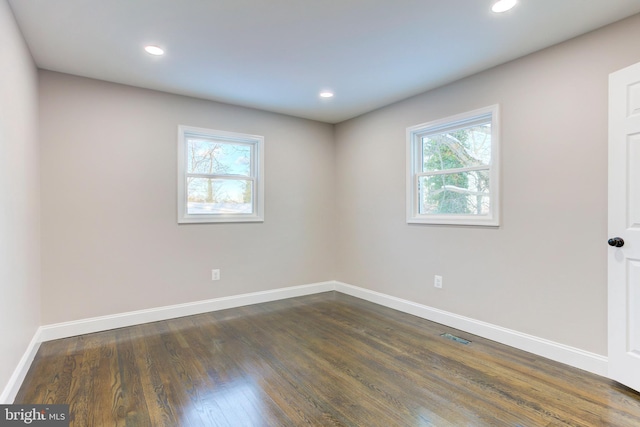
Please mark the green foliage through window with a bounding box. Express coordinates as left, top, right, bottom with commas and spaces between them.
420, 125, 491, 215
407, 105, 499, 225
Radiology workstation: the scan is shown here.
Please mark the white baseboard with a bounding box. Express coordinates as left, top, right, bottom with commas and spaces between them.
0, 330, 42, 404
2, 279, 609, 403
39, 281, 336, 342
334, 282, 608, 377
5, 282, 334, 403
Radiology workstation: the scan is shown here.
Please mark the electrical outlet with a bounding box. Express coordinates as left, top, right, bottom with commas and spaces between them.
434, 275, 443, 289
212, 269, 220, 281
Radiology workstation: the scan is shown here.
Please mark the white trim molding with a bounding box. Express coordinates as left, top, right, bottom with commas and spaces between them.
0, 331, 42, 404
2, 280, 609, 403
1, 281, 334, 403
333, 282, 608, 377
39, 281, 335, 342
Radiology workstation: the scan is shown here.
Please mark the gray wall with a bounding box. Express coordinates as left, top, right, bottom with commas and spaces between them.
334, 14, 640, 356
39, 72, 336, 324
0, 0, 40, 398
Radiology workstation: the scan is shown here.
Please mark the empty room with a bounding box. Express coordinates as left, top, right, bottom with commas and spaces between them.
3, 0, 640, 425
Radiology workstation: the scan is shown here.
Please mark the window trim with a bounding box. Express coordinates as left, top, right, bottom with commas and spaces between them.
406, 105, 500, 226
177, 125, 264, 224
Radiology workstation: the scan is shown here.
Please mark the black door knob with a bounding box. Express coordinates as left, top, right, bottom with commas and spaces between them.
608, 237, 624, 247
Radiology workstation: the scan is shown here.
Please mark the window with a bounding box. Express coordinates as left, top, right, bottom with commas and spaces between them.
178, 125, 264, 223
406, 105, 500, 226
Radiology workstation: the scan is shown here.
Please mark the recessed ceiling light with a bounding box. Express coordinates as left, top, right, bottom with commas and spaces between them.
492, 0, 517, 13
144, 45, 165, 56
319, 91, 334, 98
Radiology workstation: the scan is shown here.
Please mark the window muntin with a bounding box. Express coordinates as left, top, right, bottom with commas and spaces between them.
407, 105, 499, 226
178, 126, 264, 223
418, 170, 491, 215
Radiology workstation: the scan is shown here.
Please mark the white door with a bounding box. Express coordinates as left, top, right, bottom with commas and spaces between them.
609, 61, 640, 392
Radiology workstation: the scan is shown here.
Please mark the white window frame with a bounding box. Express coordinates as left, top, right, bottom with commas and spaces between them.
178, 125, 264, 224
406, 105, 500, 226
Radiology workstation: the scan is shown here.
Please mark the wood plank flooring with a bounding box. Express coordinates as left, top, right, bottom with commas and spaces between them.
15, 292, 640, 426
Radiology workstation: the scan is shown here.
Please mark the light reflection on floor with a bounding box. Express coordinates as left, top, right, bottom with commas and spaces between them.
181, 376, 267, 426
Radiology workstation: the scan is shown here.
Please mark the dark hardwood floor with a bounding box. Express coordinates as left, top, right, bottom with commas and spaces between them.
15, 292, 640, 426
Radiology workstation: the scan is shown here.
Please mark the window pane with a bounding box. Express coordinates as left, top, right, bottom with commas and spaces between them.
422, 123, 491, 171
186, 138, 251, 176
419, 170, 490, 215
187, 178, 253, 214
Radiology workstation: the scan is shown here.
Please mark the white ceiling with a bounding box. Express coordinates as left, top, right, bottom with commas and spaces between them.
8, 0, 640, 123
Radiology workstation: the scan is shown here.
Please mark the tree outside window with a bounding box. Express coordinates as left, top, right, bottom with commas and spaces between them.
178, 126, 264, 223
407, 105, 500, 226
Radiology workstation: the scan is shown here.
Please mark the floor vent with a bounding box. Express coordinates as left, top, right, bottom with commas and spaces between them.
440, 333, 471, 345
